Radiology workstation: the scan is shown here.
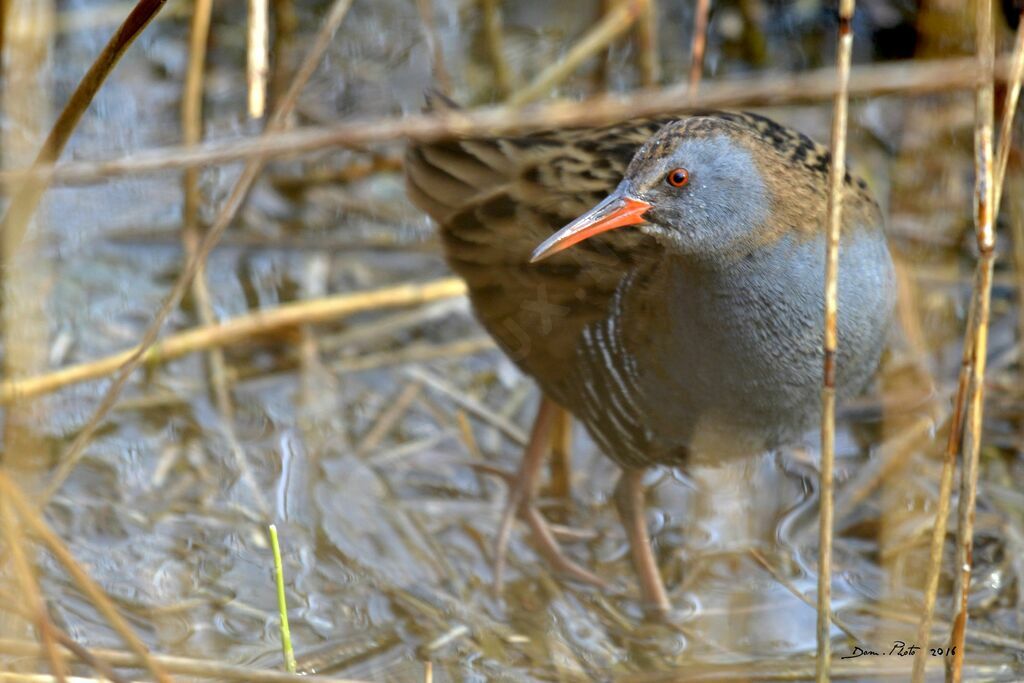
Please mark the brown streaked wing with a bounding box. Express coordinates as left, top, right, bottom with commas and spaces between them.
405, 118, 670, 394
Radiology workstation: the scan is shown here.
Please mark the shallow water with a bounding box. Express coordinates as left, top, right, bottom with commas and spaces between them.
1, 0, 1023, 681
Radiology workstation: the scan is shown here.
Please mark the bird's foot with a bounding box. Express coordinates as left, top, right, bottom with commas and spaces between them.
473, 462, 607, 590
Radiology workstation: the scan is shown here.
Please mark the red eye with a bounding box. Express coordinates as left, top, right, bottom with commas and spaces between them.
667, 168, 689, 187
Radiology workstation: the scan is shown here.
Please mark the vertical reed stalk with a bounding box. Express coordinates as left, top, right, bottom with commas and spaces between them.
687, 0, 710, 94
592, 0, 615, 91
913, 5, 1023, 680
269, 0, 297, 107
634, 0, 659, 86
948, 2, 996, 679
181, 0, 229, 414
247, 0, 269, 118
546, 400, 573, 521
182, 0, 268, 517
480, 0, 513, 97
1, 0, 53, 471
817, 1, 855, 680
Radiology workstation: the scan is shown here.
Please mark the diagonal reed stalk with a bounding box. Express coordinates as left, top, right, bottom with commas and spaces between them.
41, 0, 357, 505
508, 0, 650, 105
0, 474, 172, 683
181, 0, 269, 519
911, 4, 1024, 680
0, 0, 168, 256
817, 1, 855, 680
0, 497, 66, 682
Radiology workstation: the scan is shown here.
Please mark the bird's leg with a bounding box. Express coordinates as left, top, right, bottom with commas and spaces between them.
545, 405, 573, 523
493, 396, 605, 590
614, 468, 671, 619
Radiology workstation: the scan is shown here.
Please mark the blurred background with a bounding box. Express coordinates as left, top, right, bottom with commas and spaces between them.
0, 0, 1023, 680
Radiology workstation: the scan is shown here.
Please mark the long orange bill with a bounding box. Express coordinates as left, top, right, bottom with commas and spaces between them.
530, 195, 651, 263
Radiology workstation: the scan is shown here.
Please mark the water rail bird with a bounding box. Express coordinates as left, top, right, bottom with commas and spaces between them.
405, 99, 895, 618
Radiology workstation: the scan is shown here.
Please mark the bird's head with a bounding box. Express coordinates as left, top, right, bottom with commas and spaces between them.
530, 117, 782, 264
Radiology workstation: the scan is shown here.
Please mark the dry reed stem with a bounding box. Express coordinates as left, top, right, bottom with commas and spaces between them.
0, 591, 127, 679
748, 549, 859, 642
356, 381, 423, 454
181, 0, 230, 414
826, 412, 942, 532
181, 0, 268, 519
0, 676, 102, 682
48, 631, 129, 683
0, 638, 373, 683
910, 277, 978, 683
270, 153, 403, 190
2, 54, 1016, 189
913, 7, 1023, 680
634, 0, 659, 86
687, 0, 710, 94
0, 277, 465, 404
0, 475, 172, 683
480, 0, 513, 96
816, 2, 854, 679
0, 497, 66, 682
508, 0, 650, 105
455, 411, 483, 459
40, 0, 356, 504
415, 0, 452, 96
620, 656, 1015, 682
948, 1, 997, 679
268, 0, 298, 107
248, 0, 269, 118
591, 0, 614, 91
182, 0, 212, 231
546, 401, 573, 510
0, 0, 9, 58
949, 253, 995, 682
405, 367, 528, 445
993, 9, 1024, 217
333, 336, 494, 374
0, 0, 168, 254
2, 0, 54, 469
